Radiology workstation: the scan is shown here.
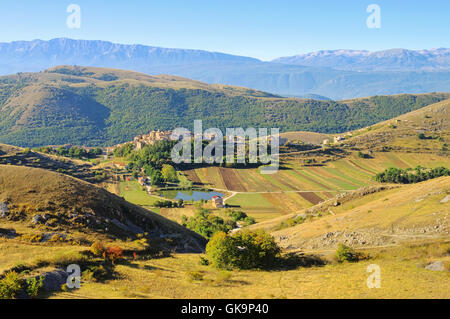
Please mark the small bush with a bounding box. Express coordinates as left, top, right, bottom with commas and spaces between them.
90, 241, 105, 257
199, 256, 209, 266
336, 244, 360, 263
82, 264, 114, 282
26, 276, 44, 298
0, 271, 24, 299
105, 245, 124, 264
49, 234, 64, 242
186, 271, 204, 282
206, 230, 280, 270
10, 263, 32, 274
357, 151, 370, 158
22, 234, 43, 243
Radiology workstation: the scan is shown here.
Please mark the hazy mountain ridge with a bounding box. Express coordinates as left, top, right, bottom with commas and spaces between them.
273, 48, 450, 71
0, 38, 258, 71
1, 39, 450, 99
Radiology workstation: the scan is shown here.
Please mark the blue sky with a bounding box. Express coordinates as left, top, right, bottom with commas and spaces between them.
0, 0, 449, 60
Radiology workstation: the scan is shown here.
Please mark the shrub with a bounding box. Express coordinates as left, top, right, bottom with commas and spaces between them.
105, 245, 124, 264
336, 244, 360, 263
0, 271, 24, 299
199, 256, 210, 266
22, 234, 43, 243
206, 230, 280, 270
49, 234, 64, 242
161, 164, 179, 183
82, 264, 114, 282
26, 276, 44, 298
182, 209, 233, 239
186, 271, 204, 282
229, 210, 256, 226
90, 241, 105, 257
154, 200, 175, 208
357, 151, 371, 158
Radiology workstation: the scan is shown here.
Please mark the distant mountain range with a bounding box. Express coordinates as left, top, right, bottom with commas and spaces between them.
273, 48, 450, 72
0, 38, 450, 99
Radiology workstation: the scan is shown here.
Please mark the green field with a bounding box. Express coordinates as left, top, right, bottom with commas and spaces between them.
184, 152, 450, 222
119, 180, 162, 206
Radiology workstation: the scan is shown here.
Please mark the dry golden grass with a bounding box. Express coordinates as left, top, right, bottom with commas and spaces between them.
0, 165, 205, 246
45, 242, 450, 299
1, 217, 448, 299
267, 177, 449, 250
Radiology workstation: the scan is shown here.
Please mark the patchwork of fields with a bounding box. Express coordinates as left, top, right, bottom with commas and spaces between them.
182, 152, 450, 221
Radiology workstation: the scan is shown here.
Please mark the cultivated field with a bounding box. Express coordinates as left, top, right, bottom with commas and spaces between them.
182, 152, 450, 222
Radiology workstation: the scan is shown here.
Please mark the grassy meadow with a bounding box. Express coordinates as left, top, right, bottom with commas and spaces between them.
44, 242, 449, 299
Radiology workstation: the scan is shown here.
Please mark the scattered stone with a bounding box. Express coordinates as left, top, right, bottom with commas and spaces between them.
440, 195, 450, 203
40, 270, 69, 292
0, 202, 10, 218
32, 214, 45, 225
425, 261, 444, 272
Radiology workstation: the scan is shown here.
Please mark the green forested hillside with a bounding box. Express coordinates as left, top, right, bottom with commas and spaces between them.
0, 66, 449, 147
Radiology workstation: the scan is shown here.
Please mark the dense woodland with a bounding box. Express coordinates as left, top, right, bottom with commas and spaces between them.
375, 166, 450, 184
0, 71, 448, 147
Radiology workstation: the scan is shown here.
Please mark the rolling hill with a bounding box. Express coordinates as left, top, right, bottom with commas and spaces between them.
0, 165, 206, 252
173, 100, 450, 224
264, 176, 450, 252
1, 38, 450, 99
341, 98, 450, 153
0, 65, 449, 147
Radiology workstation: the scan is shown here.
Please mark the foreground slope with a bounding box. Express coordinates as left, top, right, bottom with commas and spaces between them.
0, 165, 206, 252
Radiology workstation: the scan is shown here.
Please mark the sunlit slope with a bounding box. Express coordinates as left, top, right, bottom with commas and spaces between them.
262, 177, 450, 251
0, 165, 206, 252
183, 152, 449, 222
342, 98, 450, 153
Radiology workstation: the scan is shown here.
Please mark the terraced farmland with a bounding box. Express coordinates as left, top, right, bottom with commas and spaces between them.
183, 152, 450, 222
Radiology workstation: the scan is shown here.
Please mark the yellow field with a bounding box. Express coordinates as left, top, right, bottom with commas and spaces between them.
46, 243, 449, 299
